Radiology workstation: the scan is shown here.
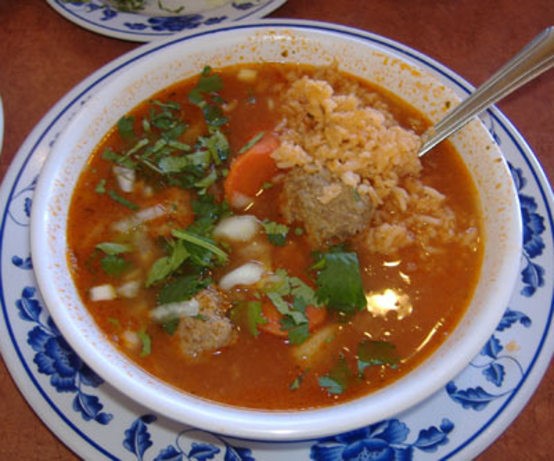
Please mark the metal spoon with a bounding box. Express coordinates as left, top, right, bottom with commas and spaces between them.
418, 26, 554, 157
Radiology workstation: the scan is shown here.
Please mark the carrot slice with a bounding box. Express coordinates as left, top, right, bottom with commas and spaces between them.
260, 301, 289, 338
259, 301, 328, 338
224, 133, 280, 204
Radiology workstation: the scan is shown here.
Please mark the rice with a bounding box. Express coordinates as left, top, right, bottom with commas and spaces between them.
271, 68, 478, 254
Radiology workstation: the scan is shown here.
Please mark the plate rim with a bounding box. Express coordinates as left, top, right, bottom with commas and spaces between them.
45, 0, 288, 42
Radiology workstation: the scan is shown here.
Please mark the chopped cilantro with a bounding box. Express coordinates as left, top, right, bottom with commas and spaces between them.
102, 148, 136, 169
96, 242, 133, 255
192, 194, 231, 224
161, 317, 180, 335
313, 249, 367, 314
137, 330, 152, 357
262, 220, 290, 246
199, 129, 230, 165
189, 66, 223, 98
194, 168, 218, 193
289, 371, 307, 390
96, 242, 132, 277
172, 228, 228, 265
117, 115, 135, 139
263, 269, 320, 343
238, 131, 265, 154
146, 240, 189, 287
158, 150, 210, 174
188, 67, 228, 128
357, 340, 400, 375
267, 291, 307, 325
245, 301, 266, 336
100, 254, 130, 277
230, 301, 267, 337
280, 316, 310, 345
95, 179, 107, 194
107, 189, 139, 210
318, 355, 352, 395
157, 274, 212, 305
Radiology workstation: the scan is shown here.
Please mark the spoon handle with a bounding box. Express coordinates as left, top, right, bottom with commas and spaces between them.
418, 26, 554, 157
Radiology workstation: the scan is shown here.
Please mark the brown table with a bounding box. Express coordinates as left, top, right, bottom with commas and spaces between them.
1, 1, 552, 459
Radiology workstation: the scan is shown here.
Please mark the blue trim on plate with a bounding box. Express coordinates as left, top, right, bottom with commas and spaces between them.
0, 92, 121, 460
50, 0, 286, 39
0, 20, 552, 458
440, 110, 554, 460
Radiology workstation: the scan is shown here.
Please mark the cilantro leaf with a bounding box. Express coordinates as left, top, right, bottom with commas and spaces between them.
100, 254, 130, 277
199, 129, 230, 164
146, 240, 189, 287
157, 274, 212, 305
188, 67, 228, 128
280, 316, 310, 345
96, 242, 133, 277
189, 66, 223, 98
289, 371, 307, 390
158, 150, 210, 174
192, 194, 231, 224
137, 330, 152, 357
263, 269, 322, 344
172, 228, 228, 266
117, 115, 136, 139
238, 131, 265, 154
161, 318, 180, 335
318, 376, 344, 395
107, 189, 140, 210
230, 301, 267, 337
262, 220, 290, 246
95, 179, 107, 194
246, 301, 266, 337
96, 242, 133, 255
102, 148, 136, 169
314, 250, 367, 314
357, 340, 400, 374
318, 355, 352, 395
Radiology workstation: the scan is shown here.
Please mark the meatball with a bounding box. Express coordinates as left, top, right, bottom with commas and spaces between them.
177, 288, 236, 359
280, 167, 373, 246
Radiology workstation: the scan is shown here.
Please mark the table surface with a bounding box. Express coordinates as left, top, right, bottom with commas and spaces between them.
1, 1, 552, 459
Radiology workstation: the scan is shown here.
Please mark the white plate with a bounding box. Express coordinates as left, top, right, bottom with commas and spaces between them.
46, 0, 287, 42
1, 20, 553, 460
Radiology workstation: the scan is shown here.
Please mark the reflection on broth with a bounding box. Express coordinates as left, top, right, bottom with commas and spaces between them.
66, 63, 482, 410
365, 288, 413, 319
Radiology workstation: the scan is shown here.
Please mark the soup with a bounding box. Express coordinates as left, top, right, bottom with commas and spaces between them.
66, 63, 482, 410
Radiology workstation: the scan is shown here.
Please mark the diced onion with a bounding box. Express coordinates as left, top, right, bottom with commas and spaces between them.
150, 299, 201, 322
112, 204, 166, 233
116, 280, 141, 298
121, 330, 140, 351
229, 191, 253, 209
113, 165, 136, 193
219, 262, 265, 290
89, 284, 117, 301
213, 215, 260, 242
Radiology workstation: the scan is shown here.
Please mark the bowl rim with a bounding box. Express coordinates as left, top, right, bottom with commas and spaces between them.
30, 19, 523, 442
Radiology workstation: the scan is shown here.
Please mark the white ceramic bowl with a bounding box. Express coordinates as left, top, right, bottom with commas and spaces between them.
30, 20, 522, 442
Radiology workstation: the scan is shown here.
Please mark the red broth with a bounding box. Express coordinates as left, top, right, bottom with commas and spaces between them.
67, 63, 482, 410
